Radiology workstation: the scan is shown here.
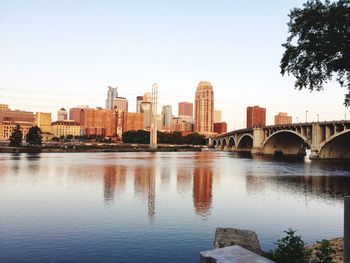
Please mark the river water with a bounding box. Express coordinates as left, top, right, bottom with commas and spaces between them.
0, 151, 350, 262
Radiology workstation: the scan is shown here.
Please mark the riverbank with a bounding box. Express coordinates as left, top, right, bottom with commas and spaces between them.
0, 144, 203, 153
308, 237, 343, 263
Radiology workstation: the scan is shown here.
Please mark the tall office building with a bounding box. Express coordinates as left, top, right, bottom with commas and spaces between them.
140, 101, 152, 129
246, 106, 266, 128
113, 97, 128, 112
143, 92, 151, 102
195, 81, 214, 134
57, 108, 68, 121
275, 112, 292, 125
178, 102, 193, 117
161, 105, 173, 129
136, 96, 143, 113
105, 86, 118, 109
35, 112, 52, 133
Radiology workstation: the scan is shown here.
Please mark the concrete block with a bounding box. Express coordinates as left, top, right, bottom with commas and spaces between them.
200, 245, 275, 263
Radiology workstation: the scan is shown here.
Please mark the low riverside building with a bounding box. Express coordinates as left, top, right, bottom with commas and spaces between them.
0, 121, 33, 140
51, 120, 80, 137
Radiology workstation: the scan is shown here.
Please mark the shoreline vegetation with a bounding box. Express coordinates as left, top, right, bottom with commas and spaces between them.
0, 144, 203, 153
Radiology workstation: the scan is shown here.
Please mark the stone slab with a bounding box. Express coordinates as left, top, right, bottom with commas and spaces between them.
200, 245, 275, 263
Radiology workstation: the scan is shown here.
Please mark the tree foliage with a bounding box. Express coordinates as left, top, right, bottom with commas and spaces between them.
281, 0, 350, 106
9, 124, 23, 147
26, 126, 42, 146
122, 130, 206, 145
273, 229, 311, 263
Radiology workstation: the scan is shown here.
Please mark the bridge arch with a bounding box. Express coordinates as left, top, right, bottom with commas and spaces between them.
221, 138, 228, 150
237, 134, 253, 150
212, 139, 217, 147
262, 130, 309, 156
228, 136, 236, 149
318, 130, 350, 159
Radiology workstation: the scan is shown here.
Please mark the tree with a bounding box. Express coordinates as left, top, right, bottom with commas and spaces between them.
26, 126, 42, 146
9, 124, 23, 147
122, 130, 150, 144
182, 132, 206, 145
273, 229, 311, 263
280, 0, 350, 106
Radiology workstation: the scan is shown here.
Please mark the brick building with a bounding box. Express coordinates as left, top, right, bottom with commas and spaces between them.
274, 112, 292, 125
213, 122, 227, 134
246, 106, 266, 128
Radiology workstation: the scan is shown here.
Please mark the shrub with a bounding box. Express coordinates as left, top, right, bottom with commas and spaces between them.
273, 229, 311, 263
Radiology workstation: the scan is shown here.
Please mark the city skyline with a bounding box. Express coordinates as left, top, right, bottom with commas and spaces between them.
1, 0, 349, 130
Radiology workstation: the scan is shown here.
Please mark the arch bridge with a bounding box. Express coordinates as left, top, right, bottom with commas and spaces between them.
210, 121, 350, 160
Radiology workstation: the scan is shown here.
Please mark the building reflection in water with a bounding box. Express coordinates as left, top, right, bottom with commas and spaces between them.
103, 165, 126, 204
134, 164, 156, 222
246, 174, 350, 201
176, 167, 192, 196
160, 166, 171, 192
192, 152, 214, 218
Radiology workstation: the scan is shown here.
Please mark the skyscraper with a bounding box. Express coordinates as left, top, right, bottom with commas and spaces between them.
195, 81, 214, 134
178, 102, 193, 117
246, 106, 266, 128
161, 105, 173, 129
105, 86, 118, 109
57, 108, 68, 121
113, 97, 128, 112
140, 101, 152, 129
136, 96, 143, 113
36, 112, 52, 133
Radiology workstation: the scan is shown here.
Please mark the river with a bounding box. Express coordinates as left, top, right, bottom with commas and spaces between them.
0, 151, 349, 262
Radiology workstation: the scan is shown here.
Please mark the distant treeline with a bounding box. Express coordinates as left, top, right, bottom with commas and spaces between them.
122, 130, 206, 145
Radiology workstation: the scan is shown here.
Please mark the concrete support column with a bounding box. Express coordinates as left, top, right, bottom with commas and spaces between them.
309, 124, 320, 160
251, 128, 264, 154
325, 125, 331, 140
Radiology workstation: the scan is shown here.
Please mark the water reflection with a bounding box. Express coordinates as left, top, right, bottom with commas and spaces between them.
2, 152, 350, 262
103, 165, 126, 204
176, 167, 191, 196
246, 175, 350, 201
134, 164, 156, 222
192, 152, 214, 218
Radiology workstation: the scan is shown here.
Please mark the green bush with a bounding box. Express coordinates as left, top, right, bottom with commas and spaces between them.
273, 229, 311, 263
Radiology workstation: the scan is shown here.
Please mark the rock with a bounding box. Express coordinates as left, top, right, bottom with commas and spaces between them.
200, 245, 276, 263
214, 228, 262, 255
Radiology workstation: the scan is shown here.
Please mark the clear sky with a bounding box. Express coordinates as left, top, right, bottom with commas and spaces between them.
0, 0, 348, 130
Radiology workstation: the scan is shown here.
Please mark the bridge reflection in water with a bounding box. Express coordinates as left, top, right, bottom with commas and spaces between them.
211, 120, 350, 160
